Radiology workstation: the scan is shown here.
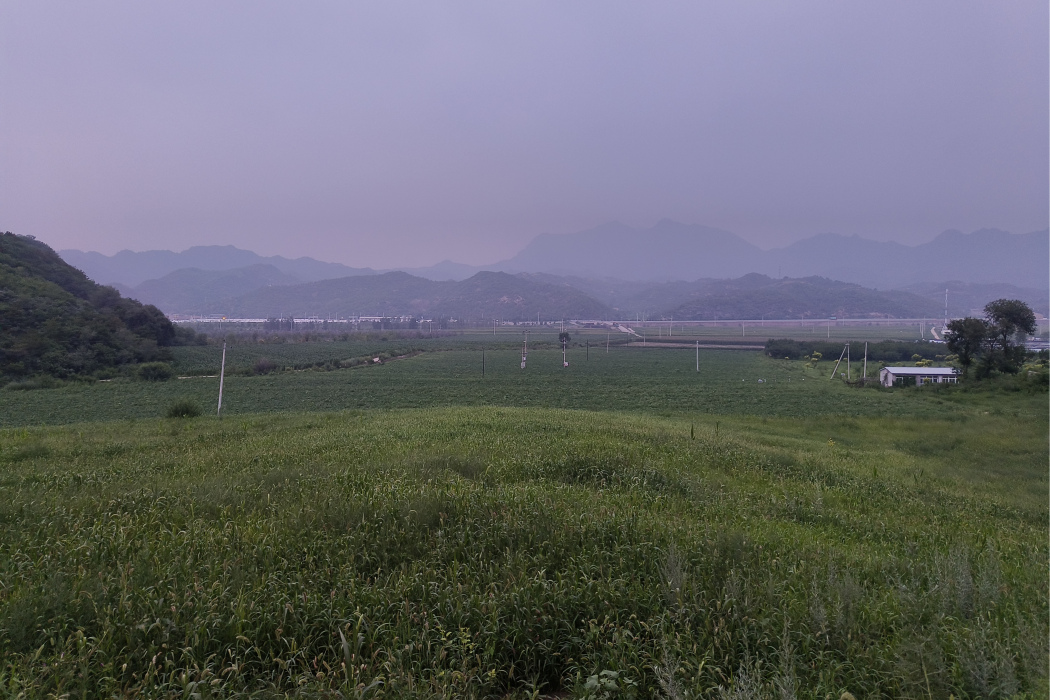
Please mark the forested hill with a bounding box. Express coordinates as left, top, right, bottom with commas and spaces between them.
663, 275, 943, 320
0, 232, 187, 381
216, 270, 613, 321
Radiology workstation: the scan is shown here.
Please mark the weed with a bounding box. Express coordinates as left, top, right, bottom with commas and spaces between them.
165, 399, 203, 418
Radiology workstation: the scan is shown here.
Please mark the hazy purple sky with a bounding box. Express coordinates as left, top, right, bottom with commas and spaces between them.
2, 2, 1047, 268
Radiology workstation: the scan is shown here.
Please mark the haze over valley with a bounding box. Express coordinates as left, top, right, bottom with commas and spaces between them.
60, 221, 1048, 321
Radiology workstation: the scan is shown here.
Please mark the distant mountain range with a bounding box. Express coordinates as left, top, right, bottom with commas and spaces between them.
110, 264, 300, 313
62, 221, 1048, 290
106, 266, 952, 322
899, 281, 1049, 319
57, 221, 1047, 320
462, 220, 1049, 289
60, 245, 376, 287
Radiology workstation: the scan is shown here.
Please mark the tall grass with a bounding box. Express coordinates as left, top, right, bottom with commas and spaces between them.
0, 407, 1044, 697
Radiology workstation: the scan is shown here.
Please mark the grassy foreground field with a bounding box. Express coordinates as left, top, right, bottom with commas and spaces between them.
0, 404, 1045, 697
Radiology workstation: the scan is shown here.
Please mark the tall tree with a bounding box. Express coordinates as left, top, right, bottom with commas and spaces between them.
983, 299, 1037, 373
945, 317, 989, 374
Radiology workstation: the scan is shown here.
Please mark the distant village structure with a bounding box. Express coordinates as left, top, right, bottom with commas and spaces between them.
879, 366, 959, 387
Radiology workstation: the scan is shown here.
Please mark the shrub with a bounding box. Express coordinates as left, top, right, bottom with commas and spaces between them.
166, 399, 203, 418
137, 362, 174, 381
253, 357, 278, 375
3, 376, 62, 391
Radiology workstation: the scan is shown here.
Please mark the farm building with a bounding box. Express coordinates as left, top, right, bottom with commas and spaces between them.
879, 366, 959, 387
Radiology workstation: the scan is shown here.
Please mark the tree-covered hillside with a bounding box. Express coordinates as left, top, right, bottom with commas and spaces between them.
667, 274, 942, 320
0, 232, 190, 381
216, 270, 613, 321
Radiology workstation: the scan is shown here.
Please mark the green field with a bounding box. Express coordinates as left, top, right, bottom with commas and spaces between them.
3, 345, 1044, 427
0, 344, 1046, 698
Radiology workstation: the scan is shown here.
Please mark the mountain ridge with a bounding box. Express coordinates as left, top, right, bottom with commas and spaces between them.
60, 245, 376, 287
58, 221, 1048, 291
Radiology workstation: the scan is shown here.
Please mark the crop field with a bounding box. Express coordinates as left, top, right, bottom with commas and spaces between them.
2, 346, 1045, 428
0, 341, 1046, 698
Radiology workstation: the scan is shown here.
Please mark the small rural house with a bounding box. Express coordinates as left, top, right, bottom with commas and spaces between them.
879, 366, 959, 387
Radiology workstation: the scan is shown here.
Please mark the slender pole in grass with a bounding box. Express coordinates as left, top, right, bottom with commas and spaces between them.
482, 349, 485, 377
830, 343, 847, 380
607, 333, 609, 353
696, 340, 699, 372
217, 337, 227, 417
863, 341, 868, 380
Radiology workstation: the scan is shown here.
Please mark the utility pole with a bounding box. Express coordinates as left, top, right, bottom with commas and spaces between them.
943, 288, 949, 335
696, 340, 699, 372
863, 342, 868, 380
829, 343, 847, 380
217, 337, 227, 417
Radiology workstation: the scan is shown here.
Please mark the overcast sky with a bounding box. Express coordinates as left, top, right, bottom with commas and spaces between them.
2, 2, 1046, 268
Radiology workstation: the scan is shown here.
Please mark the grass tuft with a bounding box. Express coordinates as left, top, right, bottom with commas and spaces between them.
165, 398, 203, 418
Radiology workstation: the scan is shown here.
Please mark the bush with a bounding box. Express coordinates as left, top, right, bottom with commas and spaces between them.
166, 399, 203, 418
253, 357, 278, 375
3, 376, 62, 391
137, 362, 174, 381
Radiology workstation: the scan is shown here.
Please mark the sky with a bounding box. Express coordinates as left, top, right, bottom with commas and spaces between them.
1, 2, 1047, 268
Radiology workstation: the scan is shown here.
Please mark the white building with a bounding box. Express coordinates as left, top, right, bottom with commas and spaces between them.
879, 366, 959, 387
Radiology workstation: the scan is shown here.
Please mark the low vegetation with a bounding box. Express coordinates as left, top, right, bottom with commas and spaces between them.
0, 405, 1044, 697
